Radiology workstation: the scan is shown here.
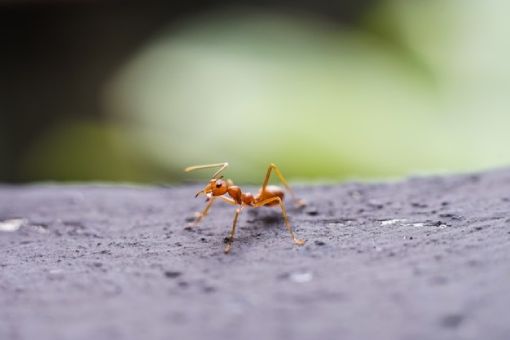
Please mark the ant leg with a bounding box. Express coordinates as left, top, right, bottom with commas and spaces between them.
190, 195, 236, 227
189, 197, 216, 227
261, 163, 306, 208
219, 196, 237, 205
253, 197, 305, 245
224, 206, 243, 254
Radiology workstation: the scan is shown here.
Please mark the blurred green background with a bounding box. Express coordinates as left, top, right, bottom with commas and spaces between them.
1, 0, 509, 183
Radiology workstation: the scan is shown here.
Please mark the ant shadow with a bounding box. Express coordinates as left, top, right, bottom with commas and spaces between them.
229, 206, 304, 250
245, 208, 283, 226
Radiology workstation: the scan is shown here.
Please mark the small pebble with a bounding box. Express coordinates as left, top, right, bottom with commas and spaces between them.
202, 286, 216, 293
288, 271, 313, 283
305, 206, 319, 216
164, 271, 182, 279
48, 269, 64, 280
177, 281, 189, 288
367, 200, 384, 209
441, 314, 464, 328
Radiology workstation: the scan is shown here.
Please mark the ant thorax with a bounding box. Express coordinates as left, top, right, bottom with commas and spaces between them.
226, 185, 254, 205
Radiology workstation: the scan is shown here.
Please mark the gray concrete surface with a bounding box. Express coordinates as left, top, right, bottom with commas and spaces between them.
1, 169, 510, 340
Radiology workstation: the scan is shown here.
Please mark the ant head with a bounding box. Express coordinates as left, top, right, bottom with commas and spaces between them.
195, 176, 230, 198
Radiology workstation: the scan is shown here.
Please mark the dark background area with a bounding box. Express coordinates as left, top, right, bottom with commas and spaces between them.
0, 0, 374, 182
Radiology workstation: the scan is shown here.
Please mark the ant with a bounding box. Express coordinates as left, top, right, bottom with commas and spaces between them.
185, 162, 306, 253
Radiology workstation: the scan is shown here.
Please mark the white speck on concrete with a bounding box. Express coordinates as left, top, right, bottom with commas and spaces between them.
381, 219, 406, 226
289, 271, 313, 283
0, 219, 25, 232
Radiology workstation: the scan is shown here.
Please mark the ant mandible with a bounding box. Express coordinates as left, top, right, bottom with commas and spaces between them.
185, 162, 306, 253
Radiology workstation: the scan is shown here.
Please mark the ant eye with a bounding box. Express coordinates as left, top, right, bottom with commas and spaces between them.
215, 180, 223, 188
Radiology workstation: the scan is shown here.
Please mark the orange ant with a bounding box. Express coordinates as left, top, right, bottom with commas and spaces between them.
185, 162, 306, 253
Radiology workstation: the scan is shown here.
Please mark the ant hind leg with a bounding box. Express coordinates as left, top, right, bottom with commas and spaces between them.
253, 197, 305, 245
261, 163, 306, 208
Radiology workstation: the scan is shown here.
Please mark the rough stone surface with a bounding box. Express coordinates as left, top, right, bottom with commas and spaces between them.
1, 169, 510, 340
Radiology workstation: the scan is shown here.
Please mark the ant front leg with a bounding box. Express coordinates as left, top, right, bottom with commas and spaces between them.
261, 163, 306, 208
189, 197, 216, 227
224, 206, 243, 254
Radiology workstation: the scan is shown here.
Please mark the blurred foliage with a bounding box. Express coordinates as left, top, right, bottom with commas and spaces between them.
13, 0, 510, 183
21, 121, 170, 182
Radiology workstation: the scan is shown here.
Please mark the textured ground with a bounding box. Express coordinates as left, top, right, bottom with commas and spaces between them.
1, 169, 510, 340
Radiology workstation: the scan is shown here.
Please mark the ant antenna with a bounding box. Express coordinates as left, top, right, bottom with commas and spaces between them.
184, 162, 229, 179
